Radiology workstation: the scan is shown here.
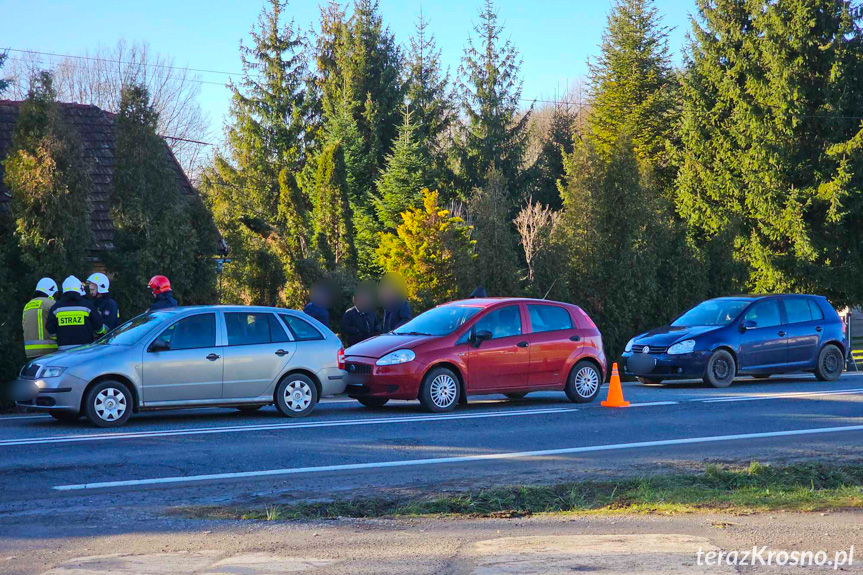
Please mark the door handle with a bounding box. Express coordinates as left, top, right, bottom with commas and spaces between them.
206, 353, 221, 361
517, 341, 529, 348
275, 349, 289, 357
778, 331, 786, 337
815, 326, 823, 332
569, 335, 581, 342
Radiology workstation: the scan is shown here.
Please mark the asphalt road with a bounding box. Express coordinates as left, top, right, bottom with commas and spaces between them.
0, 371, 861, 525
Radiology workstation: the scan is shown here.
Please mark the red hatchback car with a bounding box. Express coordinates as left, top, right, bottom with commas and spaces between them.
343, 298, 607, 412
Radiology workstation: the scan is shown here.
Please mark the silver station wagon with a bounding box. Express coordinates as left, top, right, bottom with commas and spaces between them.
14, 306, 347, 427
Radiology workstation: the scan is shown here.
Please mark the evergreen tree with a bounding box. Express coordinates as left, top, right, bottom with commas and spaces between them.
469, 169, 521, 295
375, 108, 433, 230
676, 0, 863, 301
457, 0, 530, 197
0, 51, 9, 95
105, 84, 217, 315
2, 72, 92, 281
377, 189, 475, 309
525, 104, 576, 210
311, 140, 356, 270
200, 0, 314, 306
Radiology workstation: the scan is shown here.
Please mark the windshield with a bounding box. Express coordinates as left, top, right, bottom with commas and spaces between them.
672, 299, 750, 327
393, 305, 482, 336
98, 312, 171, 345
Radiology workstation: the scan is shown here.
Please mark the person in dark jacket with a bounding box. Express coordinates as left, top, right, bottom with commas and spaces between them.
147, 275, 178, 312
304, 282, 332, 327
47, 276, 105, 351
469, 286, 487, 298
87, 273, 120, 331
380, 273, 412, 332
342, 281, 383, 347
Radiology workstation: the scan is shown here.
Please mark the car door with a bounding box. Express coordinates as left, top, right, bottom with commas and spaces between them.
142, 312, 223, 403
738, 300, 788, 370
782, 298, 824, 366
221, 312, 297, 399
465, 304, 530, 391
527, 304, 577, 387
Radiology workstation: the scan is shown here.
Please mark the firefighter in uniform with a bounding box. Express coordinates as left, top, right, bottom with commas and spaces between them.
22, 278, 59, 358
46, 276, 106, 351
147, 275, 178, 311
86, 273, 120, 331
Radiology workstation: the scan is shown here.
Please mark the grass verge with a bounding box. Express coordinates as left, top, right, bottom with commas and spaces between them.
184, 462, 863, 521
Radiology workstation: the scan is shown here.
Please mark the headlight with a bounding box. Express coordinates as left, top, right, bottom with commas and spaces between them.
376, 349, 416, 366
667, 340, 696, 355
624, 338, 634, 352
40, 366, 66, 378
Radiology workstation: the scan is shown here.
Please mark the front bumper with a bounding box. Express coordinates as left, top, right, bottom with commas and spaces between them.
12, 373, 87, 413
622, 351, 710, 379
343, 357, 425, 400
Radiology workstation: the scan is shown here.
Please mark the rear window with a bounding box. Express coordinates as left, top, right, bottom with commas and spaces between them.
225, 312, 290, 345
280, 314, 324, 341
528, 305, 573, 333
808, 300, 825, 321
784, 298, 813, 324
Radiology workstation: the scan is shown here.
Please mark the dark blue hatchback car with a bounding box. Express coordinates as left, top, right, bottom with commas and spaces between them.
622, 295, 846, 387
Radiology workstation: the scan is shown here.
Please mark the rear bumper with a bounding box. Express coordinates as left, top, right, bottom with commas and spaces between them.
621, 351, 709, 379
12, 373, 87, 412
316, 367, 348, 396
343, 357, 424, 400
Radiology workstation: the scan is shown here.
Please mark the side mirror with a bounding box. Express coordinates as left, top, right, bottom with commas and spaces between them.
472, 330, 493, 348
740, 320, 757, 332
149, 339, 170, 353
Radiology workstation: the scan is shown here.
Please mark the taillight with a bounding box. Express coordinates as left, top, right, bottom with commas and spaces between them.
337, 347, 345, 370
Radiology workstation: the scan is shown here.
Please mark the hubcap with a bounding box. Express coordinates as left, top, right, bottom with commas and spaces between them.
94, 388, 126, 421
283, 380, 312, 412
430, 374, 457, 408
574, 367, 599, 397
713, 358, 730, 380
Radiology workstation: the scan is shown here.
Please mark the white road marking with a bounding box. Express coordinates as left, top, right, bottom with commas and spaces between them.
0, 406, 580, 447
53, 424, 863, 491
625, 401, 678, 407
696, 388, 863, 403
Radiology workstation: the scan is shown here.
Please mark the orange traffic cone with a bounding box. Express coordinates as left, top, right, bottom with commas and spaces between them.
601, 363, 629, 407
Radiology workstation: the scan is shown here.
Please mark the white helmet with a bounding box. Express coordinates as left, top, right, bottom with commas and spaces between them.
87, 272, 110, 294
35, 277, 58, 297
62, 275, 85, 296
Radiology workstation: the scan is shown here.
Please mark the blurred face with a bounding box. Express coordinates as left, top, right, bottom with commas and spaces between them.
88, 282, 98, 298
354, 290, 372, 312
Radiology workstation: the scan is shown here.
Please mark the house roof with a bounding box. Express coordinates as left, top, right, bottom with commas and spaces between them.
0, 100, 199, 252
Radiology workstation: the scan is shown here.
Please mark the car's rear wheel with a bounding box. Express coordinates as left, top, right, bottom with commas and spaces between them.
814, 344, 843, 382
504, 392, 528, 400
565, 361, 602, 403
275, 374, 318, 418
357, 397, 390, 408
236, 405, 265, 413
419, 367, 460, 413
83, 381, 133, 428
636, 377, 663, 385
704, 350, 736, 388
50, 411, 81, 422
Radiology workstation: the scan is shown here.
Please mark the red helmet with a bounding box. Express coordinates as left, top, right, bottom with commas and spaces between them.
148, 275, 171, 295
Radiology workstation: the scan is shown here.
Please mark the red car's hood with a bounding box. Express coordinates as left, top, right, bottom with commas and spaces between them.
345, 334, 435, 358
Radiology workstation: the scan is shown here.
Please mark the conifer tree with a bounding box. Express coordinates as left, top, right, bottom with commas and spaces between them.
457, 0, 530, 197
2, 72, 92, 281
469, 169, 521, 295
676, 0, 863, 301
0, 51, 9, 95
311, 140, 356, 270
525, 105, 576, 210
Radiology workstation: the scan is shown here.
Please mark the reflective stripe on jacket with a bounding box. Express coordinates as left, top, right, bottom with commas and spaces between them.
22, 297, 57, 358
46, 292, 105, 350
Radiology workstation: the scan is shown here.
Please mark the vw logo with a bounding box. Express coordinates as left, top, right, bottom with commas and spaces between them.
642, 346, 650, 354
347, 364, 356, 373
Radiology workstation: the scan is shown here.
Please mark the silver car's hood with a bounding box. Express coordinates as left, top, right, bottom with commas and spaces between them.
35, 344, 123, 368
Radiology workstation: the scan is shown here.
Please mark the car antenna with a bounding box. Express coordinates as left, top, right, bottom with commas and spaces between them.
542, 278, 560, 300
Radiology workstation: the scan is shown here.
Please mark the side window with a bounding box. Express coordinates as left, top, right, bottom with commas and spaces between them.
281, 314, 324, 341
155, 313, 216, 351
528, 305, 573, 333
744, 301, 781, 329
784, 299, 812, 324
473, 306, 522, 339
225, 312, 285, 346
808, 300, 825, 321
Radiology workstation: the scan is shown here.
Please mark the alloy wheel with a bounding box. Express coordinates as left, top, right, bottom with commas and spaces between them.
574, 366, 599, 398
429, 374, 457, 409
94, 388, 127, 422
283, 380, 313, 412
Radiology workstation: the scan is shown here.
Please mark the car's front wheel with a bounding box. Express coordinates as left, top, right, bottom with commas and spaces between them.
814, 344, 843, 382
83, 381, 133, 428
275, 374, 319, 418
565, 361, 602, 403
356, 397, 390, 408
704, 350, 736, 388
418, 367, 460, 413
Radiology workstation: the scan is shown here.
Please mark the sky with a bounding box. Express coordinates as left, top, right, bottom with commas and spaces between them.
1, 0, 697, 141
